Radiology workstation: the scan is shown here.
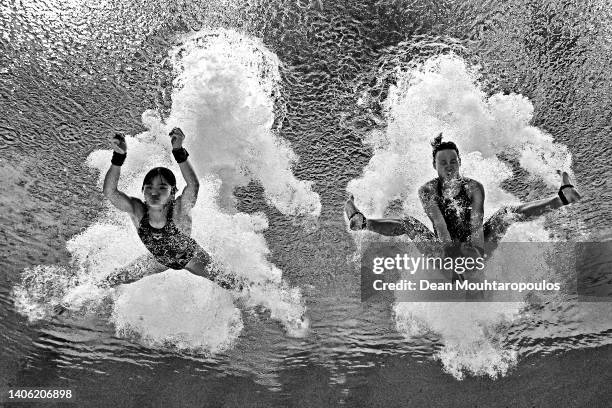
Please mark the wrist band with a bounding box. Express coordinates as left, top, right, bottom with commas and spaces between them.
111, 152, 126, 166
172, 147, 189, 163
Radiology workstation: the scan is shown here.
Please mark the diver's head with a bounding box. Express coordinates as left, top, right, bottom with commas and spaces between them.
431, 133, 461, 180
142, 167, 177, 207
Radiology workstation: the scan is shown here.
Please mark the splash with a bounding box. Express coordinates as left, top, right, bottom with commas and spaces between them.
348, 54, 572, 220
112, 270, 243, 354
162, 28, 320, 216
13, 265, 75, 322
13, 28, 315, 351
348, 54, 581, 379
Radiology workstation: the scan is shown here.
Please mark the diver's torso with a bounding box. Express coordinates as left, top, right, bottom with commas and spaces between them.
432, 176, 474, 242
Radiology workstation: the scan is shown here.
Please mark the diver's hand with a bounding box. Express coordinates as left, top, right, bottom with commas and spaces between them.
112, 133, 127, 154
169, 127, 185, 149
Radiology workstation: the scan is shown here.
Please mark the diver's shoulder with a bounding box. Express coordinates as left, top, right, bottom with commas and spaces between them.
420, 179, 438, 191
462, 177, 484, 193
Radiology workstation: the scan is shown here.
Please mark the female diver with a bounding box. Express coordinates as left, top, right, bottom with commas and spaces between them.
101, 127, 239, 289
344, 134, 582, 257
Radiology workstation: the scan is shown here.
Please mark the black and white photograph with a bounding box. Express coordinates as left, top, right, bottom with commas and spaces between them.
1, 0, 611, 406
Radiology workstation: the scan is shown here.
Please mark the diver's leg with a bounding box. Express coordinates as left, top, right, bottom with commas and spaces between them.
184, 250, 245, 290
54, 254, 167, 315
345, 196, 435, 240
104, 254, 168, 287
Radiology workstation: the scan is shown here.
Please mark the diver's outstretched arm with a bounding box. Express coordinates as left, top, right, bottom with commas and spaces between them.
102, 133, 141, 215
513, 171, 581, 219
344, 196, 436, 241
53, 255, 165, 316
483, 171, 582, 247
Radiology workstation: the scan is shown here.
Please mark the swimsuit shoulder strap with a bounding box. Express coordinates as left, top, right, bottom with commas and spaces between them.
141, 203, 149, 221
138, 204, 150, 231
166, 200, 177, 223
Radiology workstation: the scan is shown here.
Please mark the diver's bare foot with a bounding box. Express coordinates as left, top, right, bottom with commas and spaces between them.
345, 195, 366, 230
557, 170, 581, 204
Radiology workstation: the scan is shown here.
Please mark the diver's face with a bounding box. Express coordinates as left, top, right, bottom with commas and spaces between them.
143, 175, 173, 207
434, 149, 460, 180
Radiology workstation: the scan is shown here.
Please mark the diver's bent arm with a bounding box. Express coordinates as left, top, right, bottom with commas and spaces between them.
177, 158, 200, 210
102, 164, 138, 214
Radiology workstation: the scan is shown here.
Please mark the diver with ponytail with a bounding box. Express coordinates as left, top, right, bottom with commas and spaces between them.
345, 133, 582, 256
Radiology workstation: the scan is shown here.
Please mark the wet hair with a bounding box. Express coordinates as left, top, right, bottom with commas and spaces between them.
142, 167, 177, 195
431, 133, 460, 167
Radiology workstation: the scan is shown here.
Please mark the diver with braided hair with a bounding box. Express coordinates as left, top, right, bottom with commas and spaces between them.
345, 133, 582, 257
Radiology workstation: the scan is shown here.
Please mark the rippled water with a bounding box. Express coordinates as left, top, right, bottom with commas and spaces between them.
2, 0, 612, 406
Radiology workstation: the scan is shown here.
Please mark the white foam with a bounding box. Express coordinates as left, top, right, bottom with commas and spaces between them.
161, 28, 320, 216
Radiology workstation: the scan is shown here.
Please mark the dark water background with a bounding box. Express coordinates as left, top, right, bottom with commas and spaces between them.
1, 0, 612, 406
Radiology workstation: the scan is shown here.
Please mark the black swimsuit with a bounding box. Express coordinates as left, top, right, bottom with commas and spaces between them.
137, 201, 199, 270
434, 177, 472, 242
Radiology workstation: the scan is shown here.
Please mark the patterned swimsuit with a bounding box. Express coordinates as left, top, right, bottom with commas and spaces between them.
434, 177, 472, 242
137, 201, 198, 270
